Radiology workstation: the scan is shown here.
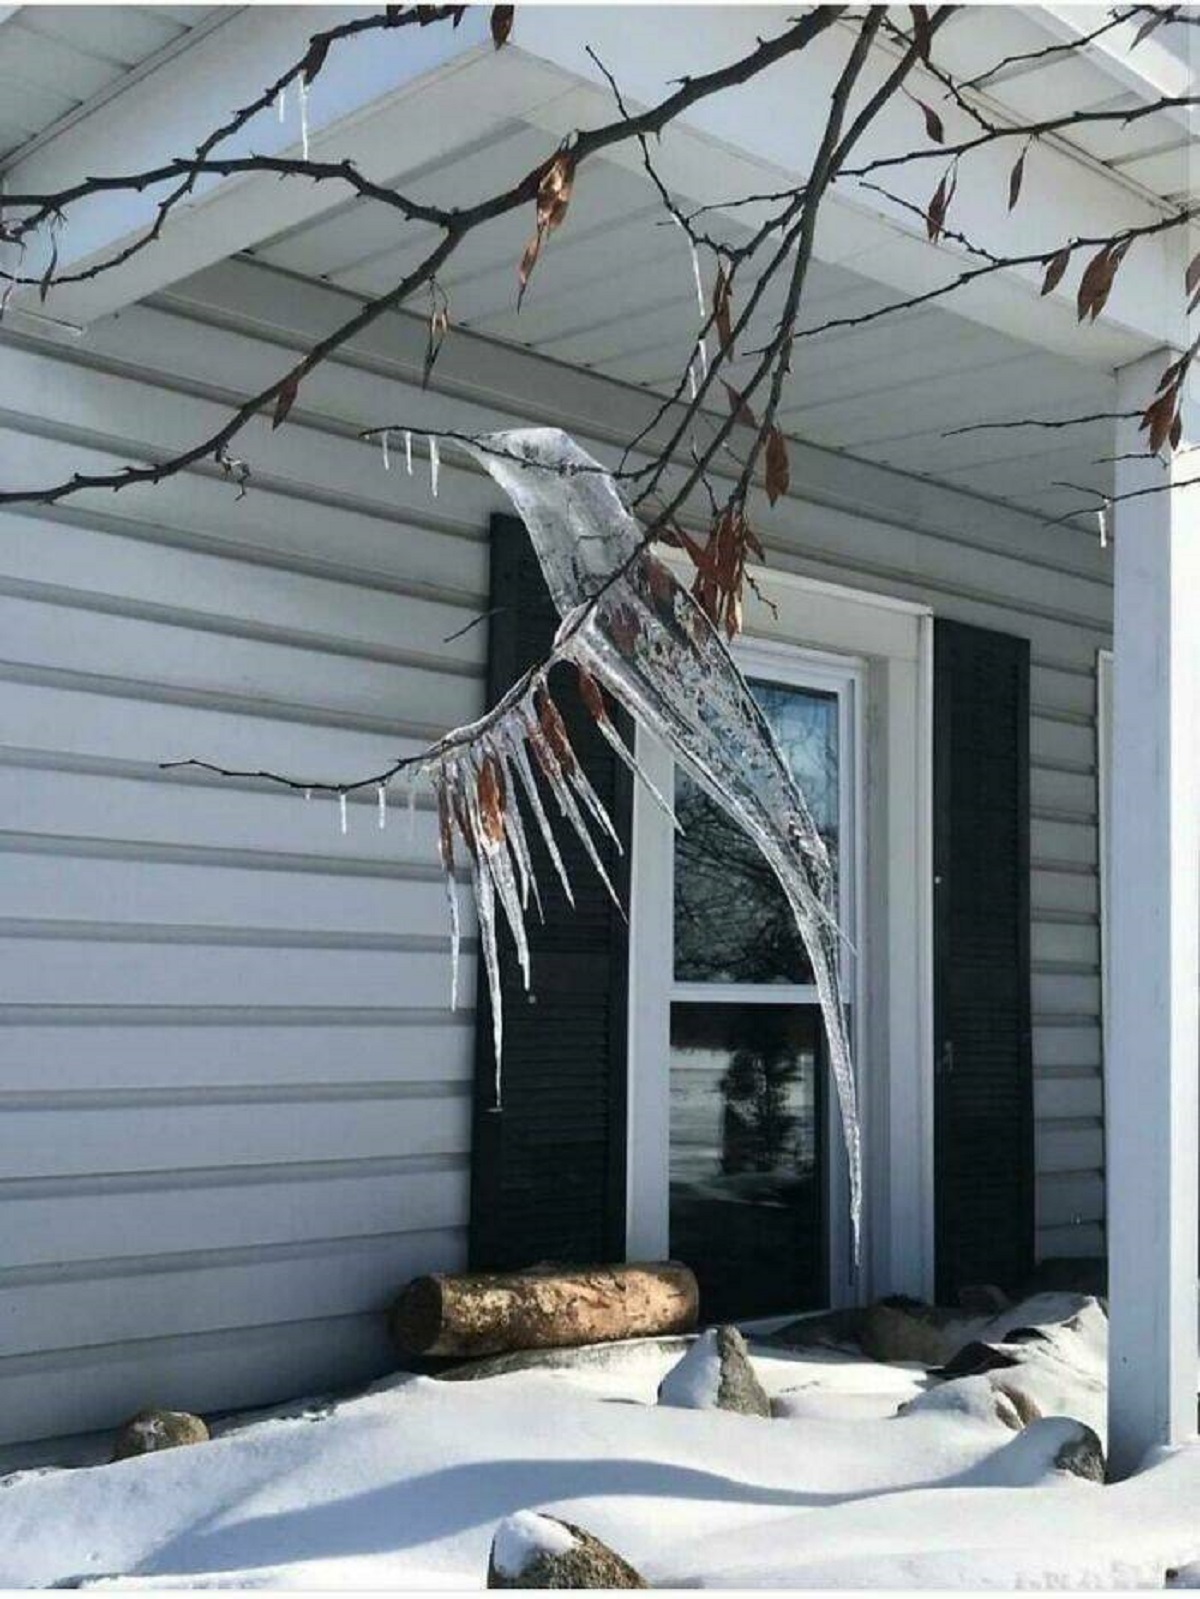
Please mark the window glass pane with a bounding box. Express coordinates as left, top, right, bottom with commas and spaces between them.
673, 678, 839, 984
669, 1002, 825, 1319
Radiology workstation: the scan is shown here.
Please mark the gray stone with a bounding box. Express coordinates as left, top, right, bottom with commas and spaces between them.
763, 1307, 864, 1352
657, 1325, 771, 1417
957, 1284, 1010, 1316
936, 1340, 1021, 1379
860, 1298, 962, 1366
1052, 1420, 1106, 1483
111, 1408, 209, 1462
488, 1514, 647, 1589
714, 1325, 771, 1417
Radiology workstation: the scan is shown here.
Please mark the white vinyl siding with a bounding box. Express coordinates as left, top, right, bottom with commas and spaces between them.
0, 254, 1110, 1448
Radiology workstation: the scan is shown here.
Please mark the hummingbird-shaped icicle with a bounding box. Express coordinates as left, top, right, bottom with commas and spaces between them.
461, 427, 862, 1263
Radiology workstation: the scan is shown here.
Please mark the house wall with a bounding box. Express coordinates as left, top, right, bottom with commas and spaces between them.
0, 256, 1111, 1449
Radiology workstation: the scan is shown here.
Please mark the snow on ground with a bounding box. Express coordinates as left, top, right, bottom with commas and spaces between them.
0, 1327, 1195, 1590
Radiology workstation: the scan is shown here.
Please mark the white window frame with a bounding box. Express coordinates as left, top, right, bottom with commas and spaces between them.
625, 561, 935, 1309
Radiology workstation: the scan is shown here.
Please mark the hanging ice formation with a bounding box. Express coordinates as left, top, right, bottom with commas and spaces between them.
415, 425, 862, 1258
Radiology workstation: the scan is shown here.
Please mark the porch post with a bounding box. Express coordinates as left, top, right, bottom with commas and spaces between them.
1106, 350, 1199, 1477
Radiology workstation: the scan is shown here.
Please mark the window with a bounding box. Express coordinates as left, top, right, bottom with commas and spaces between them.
625, 567, 934, 1310
666, 654, 860, 1319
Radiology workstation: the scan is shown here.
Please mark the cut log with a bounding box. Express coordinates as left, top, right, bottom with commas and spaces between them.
389, 1262, 699, 1358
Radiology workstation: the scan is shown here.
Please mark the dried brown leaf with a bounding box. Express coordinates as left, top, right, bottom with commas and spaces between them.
450, 784, 477, 859
477, 754, 506, 846
713, 264, 734, 354
1008, 147, 1027, 212
272, 373, 300, 430
1076, 240, 1128, 323
1132, 5, 1178, 47
517, 149, 576, 306
608, 605, 642, 659
925, 165, 956, 243
1041, 245, 1071, 297
764, 426, 790, 506
537, 689, 577, 775
423, 300, 450, 388
490, 4, 514, 47
576, 664, 609, 724
38, 234, 58, 305
645, 554, 675, 602
435, 781, 456, 871
1140, 385, 1179, 454
917, 99, 944, 145
723, 381, 758, 429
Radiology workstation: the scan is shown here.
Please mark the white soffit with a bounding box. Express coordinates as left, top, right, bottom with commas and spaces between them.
0, 6, 225, 166
251, 118, 1119, 529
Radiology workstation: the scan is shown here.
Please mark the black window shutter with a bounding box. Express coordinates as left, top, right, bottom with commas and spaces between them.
468, 514, 632, 1269
933, 618, 1034, 1300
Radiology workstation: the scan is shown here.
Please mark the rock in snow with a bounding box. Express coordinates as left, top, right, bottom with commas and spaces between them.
1051, 1419, 1106, 1483
657, 1326, 771, 1417
111, 1409, 209, 1462
488, 1511, 646, 1588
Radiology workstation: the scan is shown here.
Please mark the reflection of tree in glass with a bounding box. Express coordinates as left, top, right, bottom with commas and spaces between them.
719, 1044, 800, 1175
674, 683, 838, 984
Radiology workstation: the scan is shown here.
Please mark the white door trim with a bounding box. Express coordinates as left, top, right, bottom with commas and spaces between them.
625, 561, 934, 1306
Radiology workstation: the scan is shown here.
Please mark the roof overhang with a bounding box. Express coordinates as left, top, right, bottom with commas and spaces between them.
1, 4, 1191, 364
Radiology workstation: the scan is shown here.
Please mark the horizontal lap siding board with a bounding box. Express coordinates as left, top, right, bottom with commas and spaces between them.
469, 515, 631, 1269
0, 257, 1111, 1448
0, 311, 503, 1451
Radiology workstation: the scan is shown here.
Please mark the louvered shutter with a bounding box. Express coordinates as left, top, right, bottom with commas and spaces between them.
933, 618, 1034, 1299
468, 514, 632, 1268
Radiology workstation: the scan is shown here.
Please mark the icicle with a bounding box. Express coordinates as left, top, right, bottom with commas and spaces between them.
304, 787, 312, 801
378, 782, 387, 828
462, 753, 531, 990
381, 430, 391, 472
407, 776, 418, 839
687, 359, 698, 401
338, 791, 348, 835
432, 773, 462, 1013
428, 435, 440, 498
490, 732, 541, 920
675, 215, 705, 318
696, 336, 709, 381
446, 867, 462, 1010
565, 751, 622, 850
277, 85, 286, 122
574, 684, 680, 830
404, 429, 413, 475
521, 703, 623, 913
503, 718, 575, 908
470, 841, 503, 1099
460, 424, 864, 1263
298, 77, 310, 160
1097, 504, 1108, 549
